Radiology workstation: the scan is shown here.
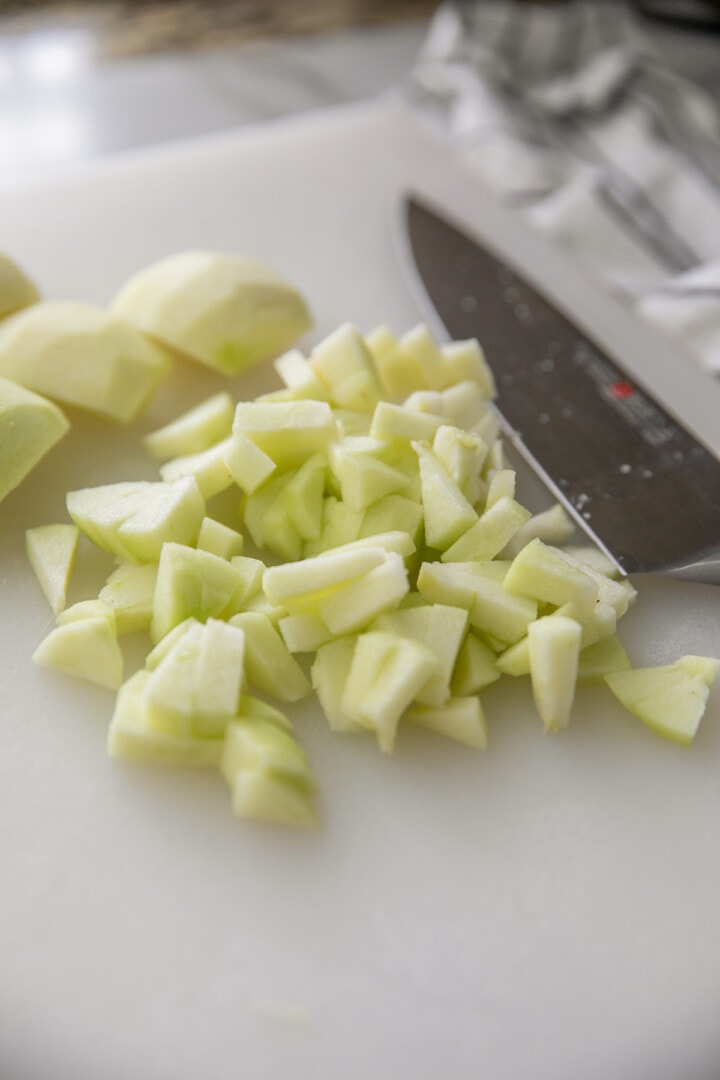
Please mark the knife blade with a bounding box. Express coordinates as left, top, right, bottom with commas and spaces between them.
400, 194, 720, 585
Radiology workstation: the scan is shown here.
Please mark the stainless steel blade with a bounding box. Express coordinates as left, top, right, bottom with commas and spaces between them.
401, 194, 720, 584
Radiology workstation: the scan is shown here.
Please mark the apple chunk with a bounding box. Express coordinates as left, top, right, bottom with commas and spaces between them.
111, 251, 311, 375
0, 377, 69, 504
0, 301, 170, 421
605, 655, 719, 745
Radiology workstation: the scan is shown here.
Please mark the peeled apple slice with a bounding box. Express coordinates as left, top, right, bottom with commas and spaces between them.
0, 251, 40, 318
25, 523, 79, 615
0, 376, 69, 504
0, 301, 170, 421
605, 656, 720, 745
110, 251, 312, 375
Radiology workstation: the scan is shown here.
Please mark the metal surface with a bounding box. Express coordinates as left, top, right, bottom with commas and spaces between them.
402, 194, 720, 584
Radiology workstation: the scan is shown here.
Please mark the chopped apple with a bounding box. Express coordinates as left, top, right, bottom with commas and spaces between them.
25, 523, 79, 615
528, 614, 582, 731
32, 615, 123, 690
373, 602, 469, 707
0, 301, 170, 421
451, 631, 501, 695
143, 617, 245, 738
441, 495, 532, 563
67, 476, 205, 564
404, 696, 488, 749
219, 718, 317, 828
108, 670, 223, 767
308, 324, 382, 410
233, 399, 337, 467
143, 392, 235, 460
576, 636, 632, 685
0, 377, 69, 504
150, 542, 250, 641
316, 552, 409, 635
340, 630, 439, 753
310, 635, 365, 733
111, 250, 312, 375
159, 437, 235, 499
605, 655, 719, 745
196, 517, 244, 560
413, 440, 478, 550
98, 561, 158, 634
229, 611, 311, 702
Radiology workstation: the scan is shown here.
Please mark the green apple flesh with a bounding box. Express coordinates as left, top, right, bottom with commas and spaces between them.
0, 377, 69, 503
111, 251, 312, 375
0, 301, 170, 421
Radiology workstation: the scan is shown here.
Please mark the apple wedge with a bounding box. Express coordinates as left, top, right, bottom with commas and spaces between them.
111, 251, 311, 375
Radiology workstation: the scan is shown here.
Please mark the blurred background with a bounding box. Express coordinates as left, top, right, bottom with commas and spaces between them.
0, 0, 718, 183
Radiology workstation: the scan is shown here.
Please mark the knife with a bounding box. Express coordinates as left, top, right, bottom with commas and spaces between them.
400, 194, 720, 585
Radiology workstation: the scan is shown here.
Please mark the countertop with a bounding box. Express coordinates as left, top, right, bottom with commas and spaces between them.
1, 0, 719, 183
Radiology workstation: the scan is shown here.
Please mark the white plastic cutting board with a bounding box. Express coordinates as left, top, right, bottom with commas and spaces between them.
1, 96, 719, 1080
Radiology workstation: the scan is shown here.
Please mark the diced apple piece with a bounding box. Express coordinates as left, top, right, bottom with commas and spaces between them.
528, 615, 582, 731
442, 495, 532, 563
108, 670, 223, 767
56, 598, 116, 627
317, 552, 409, 635
150, 542, 248, 641
274, 348, 329, 400
340, 630, 439, 753
226, 768, 318, 828
399, 324, 446, 389
485, 469, 516, 510
496, 636, 530, 677
111, 251, 311, 375
405, 696, 488, 749
301, 496, 364, 557
159, 437, 235, 499
0, 251, 39, 317
577, 636, 632, 685
417, 559, 509, 610
256, 490, 303, 563
366, 324, 432, 399
220, 718, 318, 829
196, 517, 244, 560
373, 603, 468, 707
263, 545, 386, 610
432, 424, 488, 506
25, 523, 79, 615
369, 400, 446, 444
67, 477, 205, 564
0, 377, 69, 504
98, 561, 158, 634
439, 337, 496, 398
144, 617, 198, 670
229, 611, 311, 702
358, 495, 424, 548
32, 615, 123, 690
237, 695, 293, 733
0, 301, 170, 421
144, 618, 245, 738
223, 432, 276, 495
233, 400, 337, 467
413, 441, 478, 550
280, 453, 326, 540
605, 655, 719, 745
451, 631, 501, 694
502, 503, 575, 558
143, 392, 235, 460
310, 635, 365, 733
309, 324, 382, 410
469, 576, 538, 645
278, 611, 334, 653
562, 545, 623, 578
504, 538, 599, 620
328, 437, 408, 512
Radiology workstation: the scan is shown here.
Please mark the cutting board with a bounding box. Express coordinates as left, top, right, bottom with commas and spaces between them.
1, 96, 719, 1080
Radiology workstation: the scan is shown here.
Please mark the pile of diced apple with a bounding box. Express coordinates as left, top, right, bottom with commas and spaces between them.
0, 249, 311, 503
27, 320, 719, 828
